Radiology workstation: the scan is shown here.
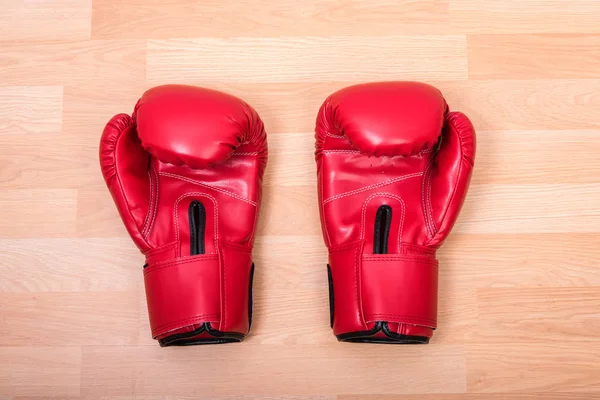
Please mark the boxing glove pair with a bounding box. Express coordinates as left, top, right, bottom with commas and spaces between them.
100, 83, 475, 346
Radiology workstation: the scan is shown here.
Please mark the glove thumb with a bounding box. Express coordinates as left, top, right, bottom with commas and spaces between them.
100, 114, 152, 252
425, 111, 476, 246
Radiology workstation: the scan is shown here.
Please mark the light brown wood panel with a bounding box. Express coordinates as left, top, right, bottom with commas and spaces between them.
467, 342, 600, 392
76, 188, 130, 237
0, 134, 97, 189
263, 132, 317, 187
62, 84, 147, 137
473, 130, 600, 184
4, 397, 336, 400
0, 347, 81, 396
0, 0, 91, 42
0, 86, 63, 136
81, 345, 466, 396
440, 80, 600, 131
4, 394, 335, 400
433, 285, 477, 344
93, 0, 450, 39
146, 36, 468, 84
456, 184, 600, 234
0, 189, 77, 238
472, 287, 600, 343
440, 233, 600, 288
253, 236, 327, 290
0, 238, 139, 292
0, 40, 146, 87
468, 34, 600, 79
340, 395, 600, 400
450, 0, 600, 33
257, 185, 321, 236
0, 291, 140, 346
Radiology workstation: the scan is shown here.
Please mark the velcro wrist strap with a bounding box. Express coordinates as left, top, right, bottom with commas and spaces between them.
143, 244, 253, 339
144, 255, 221, 338
361, 254, 438, 329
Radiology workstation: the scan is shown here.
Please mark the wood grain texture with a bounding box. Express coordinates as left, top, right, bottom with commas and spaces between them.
0, 347, 81, 396
0, 0, 91, 41
92, 0, 450, 39
467, 342, 600, 392
468, 34, 600, 79
0, 86, 63, 136
449, 0, 600, 33
81, 345, 466, 396
146, 36, 468, 84
1, 0, 600, 397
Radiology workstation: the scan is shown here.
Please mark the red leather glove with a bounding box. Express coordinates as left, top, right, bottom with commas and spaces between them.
100, 85, 267, 346
315, 82, 475, 343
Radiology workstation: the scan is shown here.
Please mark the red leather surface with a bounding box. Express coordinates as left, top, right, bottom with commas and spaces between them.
100, 85, 267, 342
316, 81, 475, 341
144, 255, 221, 337
144, 244, 253, 337
361, 255, 438, 328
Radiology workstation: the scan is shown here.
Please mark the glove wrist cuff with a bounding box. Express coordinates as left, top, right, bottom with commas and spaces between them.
143, 243, 254, 346
328, 243, 438, 344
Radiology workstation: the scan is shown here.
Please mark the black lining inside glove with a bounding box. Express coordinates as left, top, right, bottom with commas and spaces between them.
336, 321, 430, 344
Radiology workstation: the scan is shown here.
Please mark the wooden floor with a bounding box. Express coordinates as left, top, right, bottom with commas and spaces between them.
2, 0, 600, 398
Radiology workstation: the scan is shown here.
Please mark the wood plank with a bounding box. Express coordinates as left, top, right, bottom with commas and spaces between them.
0, 238, 140, 292
81, 345, 466, 396
0, 40, 146, 86
440, 80, 600, 131
468, 34, 600, 79
339, 394, 600, 400
62, 84, 146, 138
146, 36, 468, 84
257, 185, 321, 236
450, 0, 600, 33
456, 184, 600, 234
0, 86, 63, 136
473, 130, 600, 184
0, 347, 81, 396
253, 236, 327, 291
0, 0, 91, 41
9, 395, 335, 400
467, 342, 600, 392
0, 134, 97, 189
263, 132, 316, 187
0, 189, 77, 238
0, 292, 139, 346
471, 287, 600, 343
10, 397, 168, 400
92, 0, 450, 39
76, 188, 132, 238
440, 233, 600, 288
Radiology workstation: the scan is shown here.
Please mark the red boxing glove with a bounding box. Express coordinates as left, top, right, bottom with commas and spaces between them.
315, 82, 475, 343
100, 85, 267, 346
